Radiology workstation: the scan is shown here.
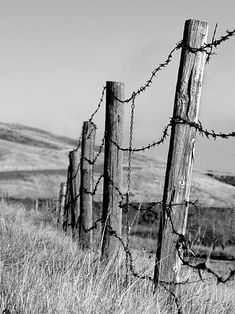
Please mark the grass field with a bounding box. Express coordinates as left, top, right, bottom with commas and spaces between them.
0, 201, 234, 313
0, 122, 234, 313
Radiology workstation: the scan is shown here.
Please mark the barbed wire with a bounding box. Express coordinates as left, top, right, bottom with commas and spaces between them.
162, 201, 235, 284
188, 27, 235, 53
58, 23, 235, 301
60, 166, 235, 286
83, 133, 105, 165
114, 26, 235, 104
107, 216, 228, 288
80, 217, 102, 233
110, 123, 171, 152
109, 115, 235, 155
115, 42, 182, 104
80, 173, 104, 196
206, 23, 218, 64
88, 86, 106, 122
172, 117, 235, 139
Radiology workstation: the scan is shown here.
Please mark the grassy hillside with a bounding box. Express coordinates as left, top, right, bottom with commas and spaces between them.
0, 122, 235, 208
0, 122, 77, 149
0, 202, 234, 314
0, 122, 234, 258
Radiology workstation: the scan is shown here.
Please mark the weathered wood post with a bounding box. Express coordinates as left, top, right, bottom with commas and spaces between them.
154, 19, 208, 294
101, 81, 124, 259
63, 166, 71, 232
57, 182, 67, 226
79, 121, 96, 248
34, 198, 39, 211
69, 149, 80, 238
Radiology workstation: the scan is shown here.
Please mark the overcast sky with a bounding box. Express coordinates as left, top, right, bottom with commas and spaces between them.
0, 0, 235, 173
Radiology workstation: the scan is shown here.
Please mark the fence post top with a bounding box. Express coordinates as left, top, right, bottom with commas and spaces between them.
106, 81, 124, 86
185, 19, 208, 27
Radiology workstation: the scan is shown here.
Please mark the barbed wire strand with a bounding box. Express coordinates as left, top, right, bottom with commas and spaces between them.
83, 133, 105, 165
89, 86, 106, 122
115, 26, 235, 104
124, 94, 136, 284
206, 23, 218, 64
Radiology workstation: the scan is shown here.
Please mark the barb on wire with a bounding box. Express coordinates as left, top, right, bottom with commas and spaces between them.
80, 217, 102, 233
120, 201, 162, 224
88, 86, 106, 122
107, 178, 125, 202
74, 121, 97, 152
116, 42, 182, 104
124, 94, 136, 281
110, 123, 171, 153
83, 133, 105, 165
108, 222, 210, 288
116, 26, 235, 104
81, 174, 104, 196
206, 23, 218, 64
172, 117, 235, 139
109, 114, 235, 155
107, 226, 154, 282
177, 248, 235, 284
162, 200, 235, 284
190, 27, 235, 53
141, 203, 160, 224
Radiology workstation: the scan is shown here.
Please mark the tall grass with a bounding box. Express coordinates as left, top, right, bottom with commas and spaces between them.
0, 202, 234, 313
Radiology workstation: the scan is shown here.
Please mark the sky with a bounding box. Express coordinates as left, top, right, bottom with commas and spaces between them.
0, 0, 235, 173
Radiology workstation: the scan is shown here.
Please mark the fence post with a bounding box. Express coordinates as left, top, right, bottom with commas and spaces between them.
34, 198, 39, 211
63, 166, 71, 232
57, 182, 67, 226
154, 19, 208, 295
101, 81, 124, 259
79, 121, 96, 248
69, 149, 80, 238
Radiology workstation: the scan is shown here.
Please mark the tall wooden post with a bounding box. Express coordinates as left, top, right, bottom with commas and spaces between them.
34, 198, 39, 212
63, 166, 71, 232
79, 121, 96, 248
154, 19, 208, 293
101, 81, 124, 259
69, 149, 80, 238
57, 182, 67, 226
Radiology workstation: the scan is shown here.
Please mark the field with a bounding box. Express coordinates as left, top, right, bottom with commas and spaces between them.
0, 122, 234, 313
0, 202, 234, 314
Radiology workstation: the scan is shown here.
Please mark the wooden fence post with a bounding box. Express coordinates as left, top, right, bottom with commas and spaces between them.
154, 19, 208, 295
63, 166, 71, 232
57, 182, 67, 226
79, 121, 96, 248
69, 149, 80, 238
34, 198, 39, 211
101, 81, 124, 259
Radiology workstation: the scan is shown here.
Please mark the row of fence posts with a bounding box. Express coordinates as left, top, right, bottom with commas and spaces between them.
55, 19, 208, 309
56, 80, 124, 257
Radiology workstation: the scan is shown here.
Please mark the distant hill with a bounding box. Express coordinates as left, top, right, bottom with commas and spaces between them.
0, 122, 235, 208
0, 122, 78, 149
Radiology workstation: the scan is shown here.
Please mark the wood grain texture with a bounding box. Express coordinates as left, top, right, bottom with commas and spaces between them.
154, 20, 208, 291
79, 121, 96, 248
102, 81, 124, 259
57, 182, 67, 226
69, 149, 80, 238
63, 166, 71, 232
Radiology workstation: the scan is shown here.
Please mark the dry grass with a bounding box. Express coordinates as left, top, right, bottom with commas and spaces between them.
0, 202, 234, 314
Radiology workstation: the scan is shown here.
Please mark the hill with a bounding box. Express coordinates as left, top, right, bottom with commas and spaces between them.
0, 122, 235, 208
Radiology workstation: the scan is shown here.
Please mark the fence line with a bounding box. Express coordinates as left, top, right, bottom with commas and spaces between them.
55, 18, 235, 313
